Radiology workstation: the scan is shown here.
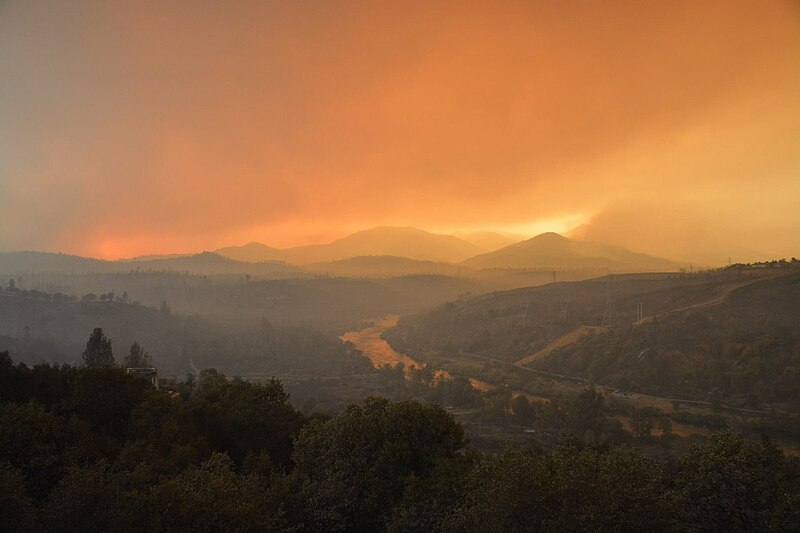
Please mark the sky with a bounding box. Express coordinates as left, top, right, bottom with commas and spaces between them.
1, 0, 799, 264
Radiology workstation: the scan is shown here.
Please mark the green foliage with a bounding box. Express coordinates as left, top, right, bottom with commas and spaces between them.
675, 431, 800, 531
293, 397, 466, 531
446, 442, 675, 532
0, 403, 70, 500
65, 366, 151, 441
123, 341, 152, 368
0, 461, 39, 532
82, 327, 115, 367
127, 453, 293, 532
39, 462, 122, 533
2, 351, 800, 532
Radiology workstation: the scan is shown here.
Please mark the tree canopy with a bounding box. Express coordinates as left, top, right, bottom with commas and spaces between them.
82, 328, 114, 367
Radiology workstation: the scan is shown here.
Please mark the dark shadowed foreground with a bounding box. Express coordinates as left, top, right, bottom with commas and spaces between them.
2, 352, 799, 532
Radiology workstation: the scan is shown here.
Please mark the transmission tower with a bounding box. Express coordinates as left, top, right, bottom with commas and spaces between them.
636, 302, 643, 323
601, 276, 618, 327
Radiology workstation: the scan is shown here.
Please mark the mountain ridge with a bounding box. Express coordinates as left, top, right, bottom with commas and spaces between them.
1, 228, 683, 278
463, 232, 681, 272
215, 226, 483, 264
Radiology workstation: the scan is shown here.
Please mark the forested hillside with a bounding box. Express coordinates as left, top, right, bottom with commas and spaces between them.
384, 265, 800, 414
384, 270, 743, 362
3, 272, 486, 331
0, 284, 371, 376
535, 268, 800, 409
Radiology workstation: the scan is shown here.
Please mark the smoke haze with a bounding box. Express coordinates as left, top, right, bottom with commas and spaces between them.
1, 0, 798, 264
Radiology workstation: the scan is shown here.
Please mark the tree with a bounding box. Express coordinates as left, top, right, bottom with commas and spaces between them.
82, 328, 115, 367
67, 367, 150, 440
39, 463, 121, 532
511, 395, 536, 425
293, 397, 466, 532
123, 341, 152, 368
445, 442, 675, 532
129, 453, 290, 531
675, 431, 796, 531
566, 387, 607, 436
0, 461, 38, 532
0, 403, 69, 500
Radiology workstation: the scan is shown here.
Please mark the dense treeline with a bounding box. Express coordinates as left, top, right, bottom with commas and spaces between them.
2, 352, 799, 532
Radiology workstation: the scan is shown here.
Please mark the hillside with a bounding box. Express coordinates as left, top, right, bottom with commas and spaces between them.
1, 268, 488, 332
383, 270, 733, 363
305, 255, 468, 278
0, 286, 370, 376
0, 251, 117, 274
384, 264, 800, 411
532, 267, 800, 409
463, 232, 681, 271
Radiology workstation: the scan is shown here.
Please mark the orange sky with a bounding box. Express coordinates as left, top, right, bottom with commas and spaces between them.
1, 0, 799, 264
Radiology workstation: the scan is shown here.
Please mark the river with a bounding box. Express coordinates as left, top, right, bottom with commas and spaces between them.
341, 315, 491, 392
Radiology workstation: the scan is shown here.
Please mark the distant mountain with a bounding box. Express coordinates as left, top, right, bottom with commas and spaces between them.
217, 227, 482, 265
0, 251, 302, 278
287, 227, 481, 264
306, 255, 470, 278
453, 231, 520, 253
462, 232, 681, 271
215, 242, 284, 263
120, 253, 191, 262
123, 252, 302, 276
0, 251, 116, 274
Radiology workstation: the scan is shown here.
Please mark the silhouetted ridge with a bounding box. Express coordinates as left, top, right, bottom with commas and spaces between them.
462, 232, 680, 271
